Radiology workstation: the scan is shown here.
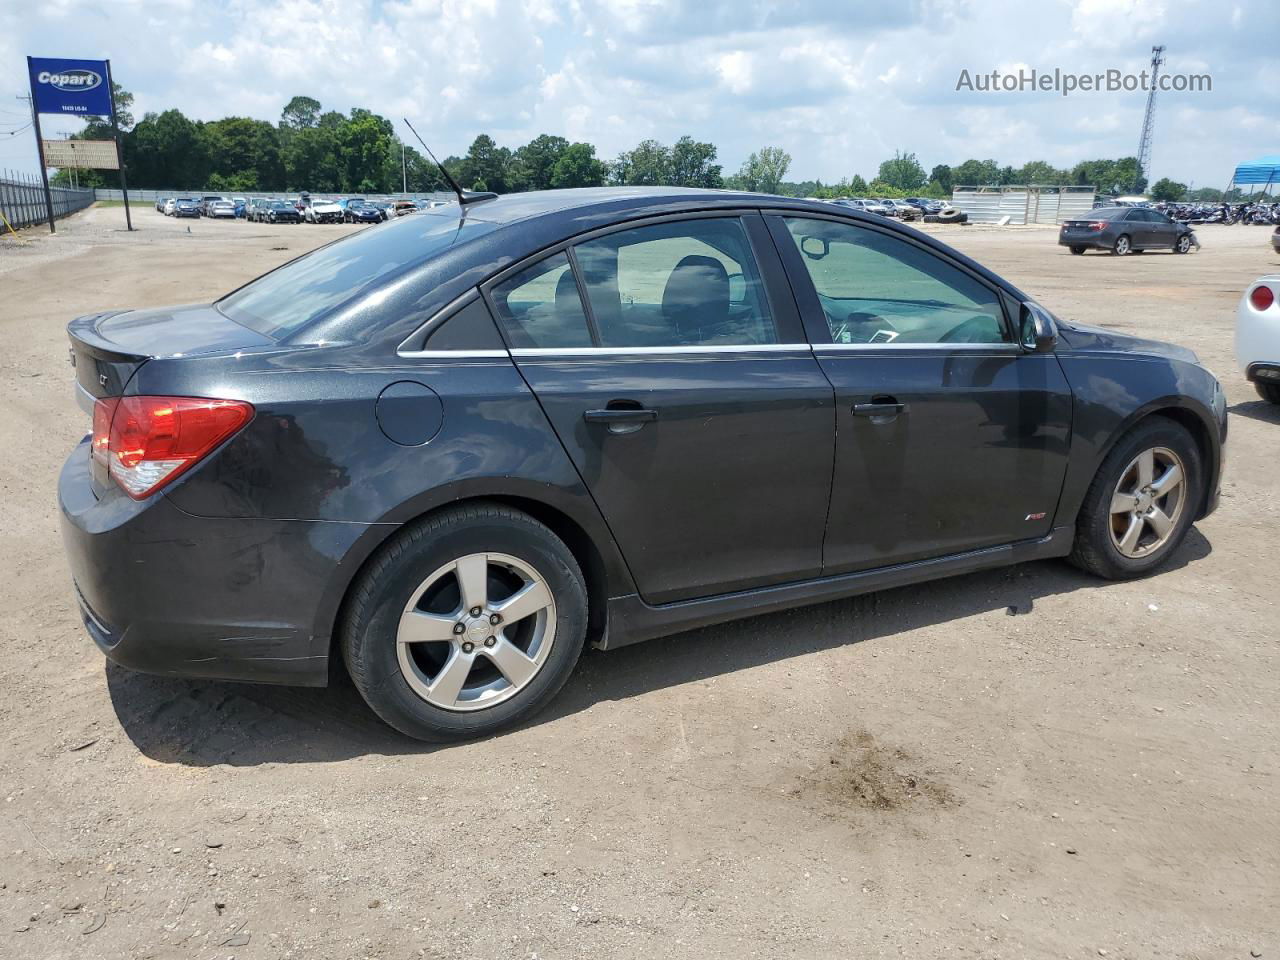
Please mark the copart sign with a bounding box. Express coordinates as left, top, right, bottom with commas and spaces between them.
27, 57, 113, 116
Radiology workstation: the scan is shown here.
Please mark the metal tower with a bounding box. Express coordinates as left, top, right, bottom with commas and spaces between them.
1136, 45, 1165, 186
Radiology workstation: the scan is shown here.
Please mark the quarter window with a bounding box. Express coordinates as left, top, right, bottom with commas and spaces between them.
572, 218, 777, 347
489, 252, 593, 349
782, 217, 1009, 345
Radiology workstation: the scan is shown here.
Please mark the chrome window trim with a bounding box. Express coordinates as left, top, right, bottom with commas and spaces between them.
511, 343, 811, 358
396, 349, 511, 360
812, 342, 1022, 353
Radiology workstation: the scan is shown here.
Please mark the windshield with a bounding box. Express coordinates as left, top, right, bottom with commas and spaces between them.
218, 212, 496, 338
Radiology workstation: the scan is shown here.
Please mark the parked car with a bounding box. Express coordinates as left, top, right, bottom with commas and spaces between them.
198, 196, 223, 217
172, 198, 201, 219
1060, 206, 1196, 256
162, 198, 178, 216
831, 198, 886, 216
304, 197, 344, 224
264, 200, 302, 224
231, 197, 248, 219
344, 200, 383, 224
154, 197, 168, 213
1271, 225, 1280, 256
207, 199, 236, 219
246, 198, 274, 222
1235, 276, 1280, 403
879, 199, 919, 221
393, 199, 419, 217
59, 187, 1226, 742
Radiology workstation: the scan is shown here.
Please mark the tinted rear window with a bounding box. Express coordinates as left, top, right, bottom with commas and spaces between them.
218, 212, 495, 338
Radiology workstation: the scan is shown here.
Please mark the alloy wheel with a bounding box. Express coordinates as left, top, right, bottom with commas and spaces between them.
1114, 235, 1131, 255
1108, 446, 1187, 559
396, 552, 556, 712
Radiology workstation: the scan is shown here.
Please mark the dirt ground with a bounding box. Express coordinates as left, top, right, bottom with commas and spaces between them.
1, 204, 1277, 960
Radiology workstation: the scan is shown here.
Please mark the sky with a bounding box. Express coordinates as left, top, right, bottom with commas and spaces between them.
0, 0, 1275, 190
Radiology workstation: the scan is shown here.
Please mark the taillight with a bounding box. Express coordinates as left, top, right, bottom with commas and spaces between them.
91, 395, 254, 500
1089, 221, 1107, 231
1250, 284, 1275, 312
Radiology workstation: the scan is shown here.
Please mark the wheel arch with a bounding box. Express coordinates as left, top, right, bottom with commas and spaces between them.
1079, 399, 1220, 523
317, 488, 631, 680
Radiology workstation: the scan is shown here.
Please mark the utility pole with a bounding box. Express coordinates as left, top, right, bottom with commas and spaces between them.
1136, 45, 1165, 190
401, 140, 407, 193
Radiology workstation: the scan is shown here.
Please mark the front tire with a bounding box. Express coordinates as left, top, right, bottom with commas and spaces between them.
1175, 234, 1193, 254
1068, 417, 1202, 580
1256, 381, 1280, 404
1112, 234, 1132, 256
341, 503, 588, 742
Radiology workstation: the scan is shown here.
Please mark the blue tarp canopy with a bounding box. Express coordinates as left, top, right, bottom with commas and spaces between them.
1232, 156, 1280, 185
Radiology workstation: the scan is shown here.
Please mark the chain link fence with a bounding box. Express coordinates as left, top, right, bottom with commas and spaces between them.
0, 170, 95, 231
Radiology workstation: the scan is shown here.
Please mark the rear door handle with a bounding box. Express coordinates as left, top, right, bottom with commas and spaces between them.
852, 401, 906, 418
583, 408, 658, 424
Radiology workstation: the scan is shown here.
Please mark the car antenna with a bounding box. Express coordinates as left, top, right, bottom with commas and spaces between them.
402, 119, 498, 206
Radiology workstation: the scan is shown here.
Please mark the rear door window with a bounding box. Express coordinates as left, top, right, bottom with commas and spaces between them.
572, 218, 777, 348
488, 252, 593, 349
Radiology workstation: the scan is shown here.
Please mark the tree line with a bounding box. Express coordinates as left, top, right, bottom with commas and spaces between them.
54, 88, 1162, 199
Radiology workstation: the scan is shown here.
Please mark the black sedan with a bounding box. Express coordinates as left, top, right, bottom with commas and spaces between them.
60, 188, 1226, 742
264, 200, 302, 224
344, 200, 383, 224
172, 198, 201, 219
1060, 206, 1196, 255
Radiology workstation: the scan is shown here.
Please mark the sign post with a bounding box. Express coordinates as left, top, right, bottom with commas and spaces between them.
23, 62, 56, 234
25, 56, 131, 232
104, 59, 131, 231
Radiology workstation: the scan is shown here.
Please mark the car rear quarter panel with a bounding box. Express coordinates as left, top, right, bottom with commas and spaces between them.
135, 348, 637, 639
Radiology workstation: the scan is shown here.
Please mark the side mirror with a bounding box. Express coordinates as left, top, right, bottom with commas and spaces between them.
1019, 302, 1058, 353
800, 235, 829, 260
727, 272, 747, 304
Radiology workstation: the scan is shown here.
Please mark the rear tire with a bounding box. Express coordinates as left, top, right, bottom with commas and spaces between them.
341, 502, 588, 742
1112, 234, 1132, 256
1068, 417, 1202, 580
1070, 246, 1086, 255
1256, 381, 1280, 404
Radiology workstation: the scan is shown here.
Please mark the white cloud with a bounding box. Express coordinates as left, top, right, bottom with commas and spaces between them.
0, 0, 1272, 188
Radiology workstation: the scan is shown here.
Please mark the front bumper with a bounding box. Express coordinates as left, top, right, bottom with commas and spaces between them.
59, 440, 370, 687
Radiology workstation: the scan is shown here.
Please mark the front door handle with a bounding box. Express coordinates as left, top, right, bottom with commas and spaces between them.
852, 401, 906, 418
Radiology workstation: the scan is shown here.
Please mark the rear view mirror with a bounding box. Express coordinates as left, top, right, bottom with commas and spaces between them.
800, 236, 829, 260
1019, 302, 1058, 353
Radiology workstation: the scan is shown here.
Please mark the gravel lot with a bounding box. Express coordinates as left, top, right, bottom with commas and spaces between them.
2, 204, 1277, 959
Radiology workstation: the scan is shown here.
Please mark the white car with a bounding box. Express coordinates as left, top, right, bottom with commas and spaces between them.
162, 198, 177, 216
207, 199, 237, 219
304, 197, 344, 224
1236, 276, 1280, 403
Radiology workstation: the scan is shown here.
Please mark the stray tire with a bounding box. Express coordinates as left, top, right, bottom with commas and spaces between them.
341, 502, 588, 742
1068, 416, 1201, 580
1112, 234, 1132, 256
1175, 234, 1193, 254
1256, 381, 1280, 404
1070, 246, 1086, 255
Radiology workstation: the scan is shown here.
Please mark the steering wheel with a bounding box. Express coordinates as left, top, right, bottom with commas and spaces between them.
939, 315, 998, 344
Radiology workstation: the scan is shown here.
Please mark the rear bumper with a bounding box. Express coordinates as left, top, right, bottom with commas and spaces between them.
59, 440, 371, 687
1058, 234, 1110, 249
